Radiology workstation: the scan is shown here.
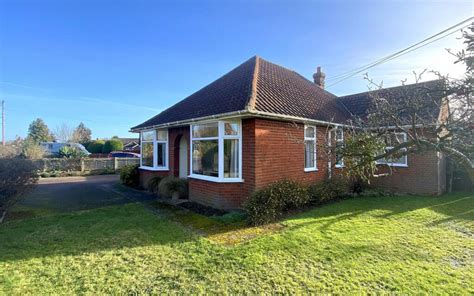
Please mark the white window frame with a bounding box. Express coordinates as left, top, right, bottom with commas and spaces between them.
140, 129, 169, 171
190, 120, 243, 183
304, 125, 317, 172
376, 132, 408, 167
334, 128, 344, 168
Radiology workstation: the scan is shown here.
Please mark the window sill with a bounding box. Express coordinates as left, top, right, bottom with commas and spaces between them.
189, 174, 244, 183
304, 168, 318, 172
376, 163, 408, 168
139, 166, 169, 171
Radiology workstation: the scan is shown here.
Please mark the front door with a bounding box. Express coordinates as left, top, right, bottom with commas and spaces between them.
179, 137, 188, 179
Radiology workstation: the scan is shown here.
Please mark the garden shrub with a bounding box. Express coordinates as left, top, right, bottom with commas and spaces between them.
147, 176, 163, 193
58, 146, 88, 159
0, 158, 39, 218
21, 139, 45, 159
119, 164, 140, 187
86, 140, 105, 153
158, 176, 188, 199
102, 139, 123, 153
308, 178, 349, 204
244, 180, 310, 226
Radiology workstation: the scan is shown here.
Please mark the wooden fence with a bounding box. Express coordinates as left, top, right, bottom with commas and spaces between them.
33, 157, 140, 173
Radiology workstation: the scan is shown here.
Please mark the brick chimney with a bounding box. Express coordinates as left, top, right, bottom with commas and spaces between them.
313, 66, 326, 89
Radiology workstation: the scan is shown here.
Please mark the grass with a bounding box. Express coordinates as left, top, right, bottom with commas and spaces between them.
0, 193, 472, 294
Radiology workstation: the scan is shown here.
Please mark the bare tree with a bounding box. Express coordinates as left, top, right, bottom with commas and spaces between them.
336, 25, 473, 184
53, 123, 74, 143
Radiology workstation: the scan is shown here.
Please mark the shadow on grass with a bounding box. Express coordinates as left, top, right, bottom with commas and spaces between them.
0, 203, 193, 262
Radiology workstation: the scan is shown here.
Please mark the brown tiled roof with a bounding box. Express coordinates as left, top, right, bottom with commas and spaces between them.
338, 79, 445, 123
131, 56, 444, 131
131, 56, 350, 130
253, 58, 349, 122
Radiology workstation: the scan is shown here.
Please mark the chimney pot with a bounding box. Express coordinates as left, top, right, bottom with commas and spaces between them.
313, 66, 326, 89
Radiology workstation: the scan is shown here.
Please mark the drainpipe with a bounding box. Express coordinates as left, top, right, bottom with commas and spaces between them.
328, 129, 332, 179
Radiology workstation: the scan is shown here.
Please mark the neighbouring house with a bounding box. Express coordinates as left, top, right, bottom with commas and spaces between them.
130, 56, 446, 209
118, 138, 141, 152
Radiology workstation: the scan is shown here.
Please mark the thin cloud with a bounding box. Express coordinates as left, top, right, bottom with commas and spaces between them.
2, 93, 162, 112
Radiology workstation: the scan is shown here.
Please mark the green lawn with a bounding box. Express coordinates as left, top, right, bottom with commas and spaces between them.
0, 193, 472, 294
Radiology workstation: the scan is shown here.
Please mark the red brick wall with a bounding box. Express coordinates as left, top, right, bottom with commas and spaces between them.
139, 118, 445, 209
371, 150, 444, 195
254, 118, 328, 188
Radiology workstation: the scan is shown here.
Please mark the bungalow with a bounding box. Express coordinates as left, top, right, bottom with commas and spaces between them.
130, 56, 446, 209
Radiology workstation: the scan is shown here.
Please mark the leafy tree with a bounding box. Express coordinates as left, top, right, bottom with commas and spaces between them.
102, 139, 123, 153
86, 140, 105, 153
72, 122, 92, 144
27, 118, 54, 143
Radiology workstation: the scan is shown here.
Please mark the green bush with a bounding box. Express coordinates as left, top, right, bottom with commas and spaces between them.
0, 158, 39, 216
58, 146, 88, 159
244, 180, 310, 226
119, 164, 140, 187
308, 178, 349, 204
147, 176, 163, 193
158, 176, 188, 199
21, 139, 45, 159
87, 140, 105, 153
102, 139, 123, 153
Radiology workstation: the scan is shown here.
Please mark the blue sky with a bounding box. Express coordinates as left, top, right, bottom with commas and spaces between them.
0, 0, 472, 141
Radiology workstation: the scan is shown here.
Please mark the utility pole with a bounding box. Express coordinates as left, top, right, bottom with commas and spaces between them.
1, 100, 4, 146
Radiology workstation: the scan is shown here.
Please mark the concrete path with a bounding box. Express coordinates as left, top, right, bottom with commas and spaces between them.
17, 174, 156, 214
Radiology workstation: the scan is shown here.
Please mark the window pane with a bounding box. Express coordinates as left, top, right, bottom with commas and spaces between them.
157, 143, 166, 167
305, 126, 315, 138
192, 140, 218, 177
156, 130, 167, 141
336, 129, 343, 141
224, 122, 239, 136
142, 130, 154, 141
142, 142, 154, 167
305, 140, 315, 168
192, 123, 218, 138
224, 139, 239, 178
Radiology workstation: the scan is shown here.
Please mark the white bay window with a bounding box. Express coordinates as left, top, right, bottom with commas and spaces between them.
191, 120, 242, 182
140, 129, 169, 170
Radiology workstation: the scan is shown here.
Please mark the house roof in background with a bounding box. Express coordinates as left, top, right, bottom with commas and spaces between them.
131, 56, 350, 130
338, 79, 445, 122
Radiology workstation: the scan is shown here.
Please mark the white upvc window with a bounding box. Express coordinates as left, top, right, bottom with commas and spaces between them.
304, 125, 317, 171
376, 132, 408, 167
334, 128, 344, 168
140, 129, 169, 170
190, 120, 242, 182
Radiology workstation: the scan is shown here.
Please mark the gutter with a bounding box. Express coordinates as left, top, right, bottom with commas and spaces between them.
129, 110, 251, 133
130, 109, 350, 133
